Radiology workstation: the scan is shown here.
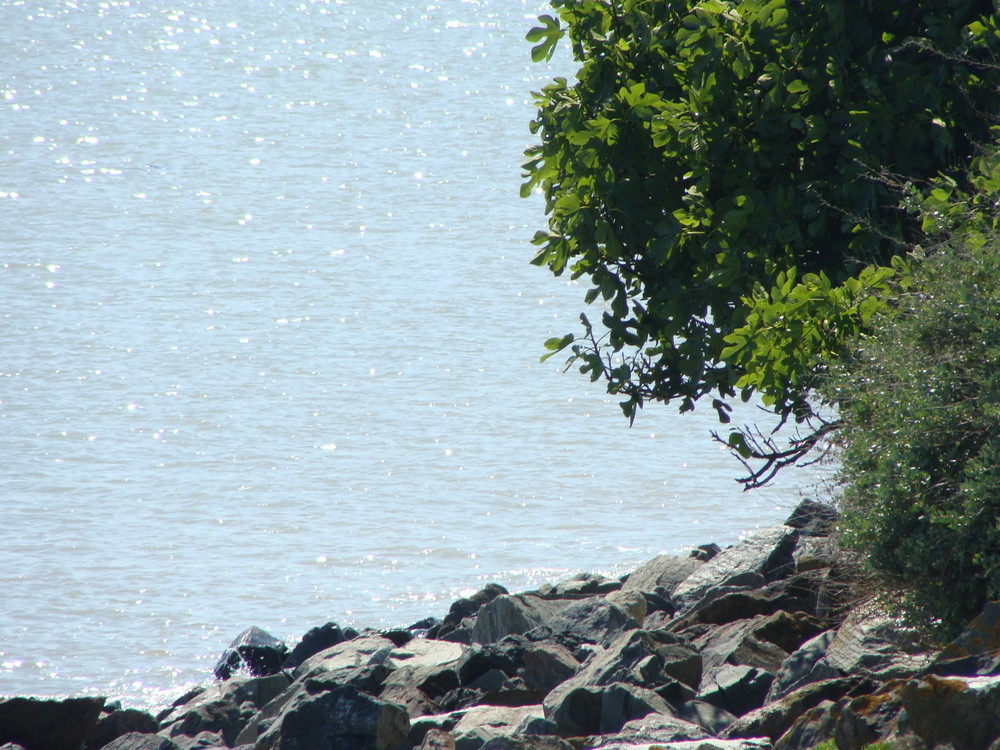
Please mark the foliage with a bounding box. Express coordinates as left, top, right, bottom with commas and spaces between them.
822, 145, 1000, 633
525, 0, 1000, 433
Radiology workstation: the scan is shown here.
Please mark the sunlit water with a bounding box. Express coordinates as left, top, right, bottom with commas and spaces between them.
0, 0, 832, 710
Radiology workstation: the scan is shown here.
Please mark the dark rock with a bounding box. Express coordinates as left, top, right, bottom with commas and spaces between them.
751, 609, 828, 654
171, 730, 227, 750
692, 543, 723, 562
725, 676, 867, 741
381, 629, 414, 647
543, 685, 603, 736
84, 707, 158, 749
698, 664, 775, 716
458, 638, 528, 685
156, 687, 206, 724
213, 626, 288, 680
672, 526, 800, 615
99, 734, 180, 750
0, 696, 105, 750
429, 584, 509, 640
784, 499, 838, 537
256, 684, 409, 750
471, 595, 569, 645
449, 705, 550, 749
926, 600, 1000, 677
160, 691, 243, 747
283, 622, 348, 669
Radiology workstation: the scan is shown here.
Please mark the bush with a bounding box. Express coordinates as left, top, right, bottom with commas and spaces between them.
824, 167, 1000, 632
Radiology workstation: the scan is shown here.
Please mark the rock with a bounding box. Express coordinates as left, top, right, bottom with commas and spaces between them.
479, 736, 572, 750
926, 600, 1000, 676
429, 584, 509, 640
471, 595, 569, 645
783, 499, 838, 537
692, 617, 790, 687
582, 712, 710, 747
84, 707, 159, 749
621, 554, 703, 597
521, 642, 580, 693
698, 664, 774, 717
542, 597, 639, 647
293, 634, 396, 678
674, 698, 737, 735
598, 682, 676, 734
256, 684, 409, 750
170, 730, 227, 750
672, 527, 800, 615
0, 696, 105, 750
823, 609, 932, 678
450, 705, 548, 749
419, 728, 457, 750
724, 676, 867, 741
691, 543, 723, 562
99, 734, 180, 750
773, 700, 842, 750
751, 609, 827, 654
283, 622, 349, 669
534, 572, 621, 599
544, 685, 603, 736
213, 626, 288, 680
767, 630, 839, 701
159, 689, 244, 747
900, 673, 1000, 749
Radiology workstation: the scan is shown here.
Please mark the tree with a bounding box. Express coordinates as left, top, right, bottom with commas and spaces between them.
524, 0, 1000, 477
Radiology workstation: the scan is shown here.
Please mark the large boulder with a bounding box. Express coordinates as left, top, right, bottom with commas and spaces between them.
98, 734, 180, 750
0, 697, 105, 750
540, 597, 639, 647
766, 630, 840, 701
449, 704, 552, 750
697, 664, 775, 717
900, 673, 1000, 749
823, 609, 932, 678
471, 596, 569, 645
533, 572, 621, 599
580, 713, 711, 747
691, 617, 790, 689
672, 527, 800, 615
213, 626, 288, 680
428, 584, 509, 641
620, 555, 703, 597
926, 600, 1000, 677
783, 499, 838, 537
256, 684, 409, 750
723, 677, 866, 741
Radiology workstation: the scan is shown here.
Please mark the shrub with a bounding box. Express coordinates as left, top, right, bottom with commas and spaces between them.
824, 157, 1000, 632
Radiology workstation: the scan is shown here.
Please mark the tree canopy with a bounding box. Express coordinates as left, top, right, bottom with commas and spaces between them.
525, 0, 1000, 447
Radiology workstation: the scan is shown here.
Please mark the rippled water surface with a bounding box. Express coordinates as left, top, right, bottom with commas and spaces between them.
0, 0, 829, 708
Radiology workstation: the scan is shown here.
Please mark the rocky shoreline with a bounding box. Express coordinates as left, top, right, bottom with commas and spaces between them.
5, 499, 1000, 750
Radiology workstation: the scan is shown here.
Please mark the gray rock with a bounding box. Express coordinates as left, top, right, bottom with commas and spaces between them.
479, 736, 572, 750
170, 730, 226, 750
544, 597, 639, 647
99, 734, 180, 750
582, 712, 709, 747
535, 572, 621, 599
522, 642, 580, 693
621, 554, 703, 597
256, 684, 409, 750
450, 705, 548, 749
773, 700, 842, 750
471, 595, 569, 645
783, 499, 838, 537
544, 685, 603, 736
672, 527, 799, 615
0, 696, 105, 750
692, 617, 789, 689
675, 698, 737, 735
698, 664, 774, 717
430, 584, 509, 640
418, 728, 457, 750
824, 610, 932, 678
213, 626, 288, 680
767, 630, 838, 701
598, 682, 676, 734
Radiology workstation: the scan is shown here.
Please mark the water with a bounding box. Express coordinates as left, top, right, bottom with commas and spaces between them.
0, 0, 829, 710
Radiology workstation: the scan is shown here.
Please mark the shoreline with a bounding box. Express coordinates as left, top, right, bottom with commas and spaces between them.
5, 499, 1000, 750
